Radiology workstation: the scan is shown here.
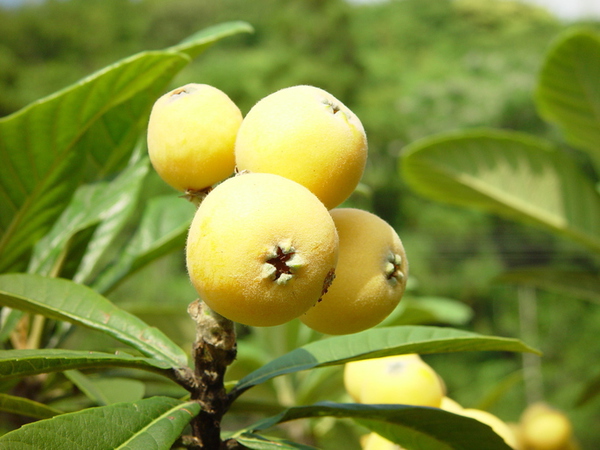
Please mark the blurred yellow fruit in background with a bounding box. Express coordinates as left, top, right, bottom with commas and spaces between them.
344, 354, 444, 407
147, 83, 242, 192
300, 208, 407, 335
186, 173, 338, 326
235, 85, 368, 209
519, 403, 573, 450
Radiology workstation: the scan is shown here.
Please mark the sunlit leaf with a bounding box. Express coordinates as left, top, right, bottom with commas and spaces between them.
29, 157, 150, 278
0, 273, 188, 367
232, 325, 538, 394
0, 396, 200, 450
91, 195, 194, 294
400, 130, 600, 253
0, 21, 252, 274
0, 393, 62, 420
0, 349, 172, 380
236, 402, 511, 450
536, 29, 600, 163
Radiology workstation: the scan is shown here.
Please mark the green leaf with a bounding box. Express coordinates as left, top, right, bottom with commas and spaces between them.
0, 52, 186, 274
235, 434, 318, 450
0, 393, 62, 420
0, 349, 172, 380
0, 308, 24, 342
232, 325, 538, 394
29, 157, 150, 278
0, 273, 188, 367
381, 296, 473, 326
65, 370, 145, 406
236, 402, 511, 450
0, 396, 200, 450
400, 129, 600, 253
536, 29, 600, 163
497, 267, 600, 304
91, 195, 194, 295
0, 21, 252, 274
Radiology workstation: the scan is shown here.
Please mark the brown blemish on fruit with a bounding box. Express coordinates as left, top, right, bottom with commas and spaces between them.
317, 268, 336, 302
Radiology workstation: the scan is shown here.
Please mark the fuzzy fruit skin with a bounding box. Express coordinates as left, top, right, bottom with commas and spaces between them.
234, 85, 368, 209
186, 173, 338, 327
343, 354, 444, 407
300, 208, 407, 335
519, 403, 572, 450
460, 409, 519, 449
147, 83, 242, 192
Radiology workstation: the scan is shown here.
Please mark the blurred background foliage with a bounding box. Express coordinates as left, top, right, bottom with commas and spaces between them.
1, 0, 599, 447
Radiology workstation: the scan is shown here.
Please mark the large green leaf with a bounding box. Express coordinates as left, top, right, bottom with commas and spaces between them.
497, 267, 600, 304
0, 21, 252, 274
400, 130, 600, 253
535, 29, 600, 163
0, 396, 200, 450
0, 273, 188, 368
28, 157, 150, 278
231, 325, 538, 394
0, 349, 172, 380
91, 195, 194, 295
0, 393, 62, 420
235, 402, 511, 450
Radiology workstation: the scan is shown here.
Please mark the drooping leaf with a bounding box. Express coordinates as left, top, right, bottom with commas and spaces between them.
400, 130, 600, 253
235, 402, 511, 450
232, 325, 538, 394
65, 370, 145, 406
0, 396, 200, 450
91, 195, 194, 295
0, 273, 188, 367
497, 267, 600, 304
536, 29, 600, 164
0, 349, 172, 380
0, 21, 252, 274
0, 393, 62, 420
28, 157, 150, 278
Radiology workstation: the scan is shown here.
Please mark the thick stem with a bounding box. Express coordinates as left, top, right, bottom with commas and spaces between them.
187, 299, 238, 449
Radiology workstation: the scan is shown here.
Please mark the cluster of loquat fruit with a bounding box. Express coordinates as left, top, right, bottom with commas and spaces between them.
147, 83, 408, 333
344, 355, 578, 450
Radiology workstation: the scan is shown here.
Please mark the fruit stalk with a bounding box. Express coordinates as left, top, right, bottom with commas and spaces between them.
186, 299, 238, 449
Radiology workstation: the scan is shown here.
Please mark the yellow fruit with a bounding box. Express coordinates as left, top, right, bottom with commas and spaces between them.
147, 83, 242, 192
300, 208, 407, 335
344, 354, 444, 407
362, 432, 405, 450
186, 173, 338, 327
235, 85, 368, 209
440, 396, 464, 414
519, 403, 572, 450
460, 408, 519, 449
